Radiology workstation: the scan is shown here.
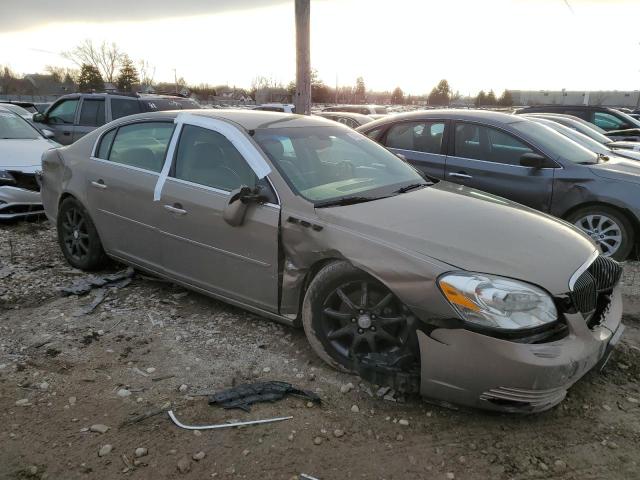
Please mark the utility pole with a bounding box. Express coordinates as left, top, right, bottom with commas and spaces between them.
294, 0, 311, 115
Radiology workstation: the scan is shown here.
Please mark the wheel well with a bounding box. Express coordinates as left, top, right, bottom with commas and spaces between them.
297, 258, 342, 313
58, 192, 76, 206
562, 201, 640, 245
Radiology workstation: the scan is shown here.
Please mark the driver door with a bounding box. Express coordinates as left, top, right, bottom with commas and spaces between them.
156, 122, 280, 311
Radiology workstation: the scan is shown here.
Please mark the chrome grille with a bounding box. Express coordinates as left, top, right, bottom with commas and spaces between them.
569, 255, 622, 321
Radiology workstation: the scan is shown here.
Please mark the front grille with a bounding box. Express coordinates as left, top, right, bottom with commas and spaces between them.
569, 255, 622, 326
8, 171, 40, 192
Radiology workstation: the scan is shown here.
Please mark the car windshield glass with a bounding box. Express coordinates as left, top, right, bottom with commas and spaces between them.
253, 126, 425, 203
613, 110, 640, 129
0, 111, 40, 139
512, 120, 598, 164
531, 118, 609, 155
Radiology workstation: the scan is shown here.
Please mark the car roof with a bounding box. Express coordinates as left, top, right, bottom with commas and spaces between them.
317, 111, 372, 121
361, 109, 524, 128
115, 109, 337, 131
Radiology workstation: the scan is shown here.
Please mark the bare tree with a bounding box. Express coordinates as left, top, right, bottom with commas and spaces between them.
45, 65, 79, 83
138, 60, 156, 88
62, 40, 124, 83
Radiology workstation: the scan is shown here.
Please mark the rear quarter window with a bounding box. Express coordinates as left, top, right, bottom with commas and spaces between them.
106, 122, 174, 172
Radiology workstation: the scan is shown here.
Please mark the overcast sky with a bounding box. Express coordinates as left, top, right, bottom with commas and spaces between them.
1, 0, 639, 95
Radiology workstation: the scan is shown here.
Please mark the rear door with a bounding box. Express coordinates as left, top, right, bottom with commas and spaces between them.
43, 98, 79, 144
86, 121, 174, 270
445, 122, 555, 212
381, 120, 448, 180
156, 120, 280, 311
73, 97, 106, 142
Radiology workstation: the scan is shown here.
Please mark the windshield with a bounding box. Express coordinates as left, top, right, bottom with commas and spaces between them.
253, 126, 425, 203
531, 118, 609, 155
512, 120, 598, 164
0, 111, 41, 139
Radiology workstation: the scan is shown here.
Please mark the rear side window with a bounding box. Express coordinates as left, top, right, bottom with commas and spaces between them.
96, 128, 117, 159
385, 121, 445, 154
107, 122, 174, 172
172, 124, 257, 191
78, 99, 106, 127
142, 98, 201, 112
111, 98, 142, 120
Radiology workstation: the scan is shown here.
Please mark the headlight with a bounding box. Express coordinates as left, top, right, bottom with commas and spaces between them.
0, 170, 16, 185
438, 272, 557, 330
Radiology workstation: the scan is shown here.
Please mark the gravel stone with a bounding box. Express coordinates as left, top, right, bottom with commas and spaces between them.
135, 447, 148, 458
98, 444, 113, 457
340, 382, 354, 394
90, 424, 109, 434
351, 405, 360, 413
193, 451, 206, 461
177, 457, 191, 473
117, 388, 131, 398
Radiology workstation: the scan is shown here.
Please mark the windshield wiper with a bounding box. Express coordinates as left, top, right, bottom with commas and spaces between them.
597, 153, 610, 162
314, 195, 390, 208
394, 182, 428, 194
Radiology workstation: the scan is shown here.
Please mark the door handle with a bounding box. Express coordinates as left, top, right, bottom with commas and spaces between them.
91, 180, 107, 189
449, 172, 473, 179
164, 204, 187, 215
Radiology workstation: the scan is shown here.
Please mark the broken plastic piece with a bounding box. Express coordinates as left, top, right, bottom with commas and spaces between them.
208, 381, 321, 412
60, 267, 134, 296
167, 410, 292, 430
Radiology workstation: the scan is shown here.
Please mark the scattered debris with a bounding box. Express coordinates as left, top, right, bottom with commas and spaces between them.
167, 410, 292, 431
207, 381, 321, 412
300, 474, 320, 480
72, 288, 106, 317
60, 267, 134, 296
0, 266, 14, 279
121, 407, 168, 427
192, 451, 206, 461
90, 424, 110, 434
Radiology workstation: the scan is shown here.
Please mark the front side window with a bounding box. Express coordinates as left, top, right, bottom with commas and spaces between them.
593, 112, 631, 131
111, 98, 142, 120
385, 121, 445, 154
254, 126, 424, 203
108, 122, 174, 172
78, 99, 106, 127
47, 99, 79, 124
454, 123, 534, 166
172, 124, 257, 191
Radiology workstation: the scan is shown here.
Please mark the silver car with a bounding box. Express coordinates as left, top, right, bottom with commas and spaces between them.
40, 110, 624, 413
0, 107, 59, 219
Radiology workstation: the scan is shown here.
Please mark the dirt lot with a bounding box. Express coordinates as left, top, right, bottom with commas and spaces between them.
1, 221, 639, 480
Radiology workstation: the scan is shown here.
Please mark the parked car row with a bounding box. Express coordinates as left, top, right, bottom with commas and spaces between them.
35, 108, 624, 413
357, 110, 640, 260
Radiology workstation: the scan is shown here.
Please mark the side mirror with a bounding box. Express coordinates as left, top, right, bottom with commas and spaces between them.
223, 185, 266, 227
41, 128, 55, 139
520, 152, 546, 168
33, 113, 45, 123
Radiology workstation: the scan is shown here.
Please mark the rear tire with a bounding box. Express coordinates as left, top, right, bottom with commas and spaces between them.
57, 197, 107, 271
566, 206, 634, 261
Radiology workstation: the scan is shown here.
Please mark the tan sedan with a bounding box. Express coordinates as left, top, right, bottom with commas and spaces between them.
40, 110, 623, 412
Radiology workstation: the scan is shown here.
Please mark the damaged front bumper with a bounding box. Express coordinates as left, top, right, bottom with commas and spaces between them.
0, 186, 44, 219
417, 286, 624, 413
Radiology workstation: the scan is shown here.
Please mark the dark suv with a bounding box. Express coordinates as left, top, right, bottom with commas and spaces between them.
515, 105, 640, 141
33, 93, 201, 144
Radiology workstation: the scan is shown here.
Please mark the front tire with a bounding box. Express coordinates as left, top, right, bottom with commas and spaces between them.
57, 197, 107, 270
567, 206, 634, 260
302, 261, 414, 373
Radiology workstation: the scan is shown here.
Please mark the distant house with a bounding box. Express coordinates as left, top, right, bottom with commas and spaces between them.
255, 87, 291, 105
23, 73, 75, 96
104, 82, 117, 93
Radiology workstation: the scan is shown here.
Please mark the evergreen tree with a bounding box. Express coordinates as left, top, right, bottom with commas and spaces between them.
116, 55, 140, 92
77, 64, 104, 92
390, 86, 404, 105
475, 90, 487, 107
427, 79, 451, 106
486, 90, 497, 106
355, 77, 366, 104
499, 90, 514, 107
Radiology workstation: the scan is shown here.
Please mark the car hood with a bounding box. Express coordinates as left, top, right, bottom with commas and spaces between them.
316, 182, 596, 295
0, 138, 59, 172
610, 148, 640, 161
588, 157, 640, 183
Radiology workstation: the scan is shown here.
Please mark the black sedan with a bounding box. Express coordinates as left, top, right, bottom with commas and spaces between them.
358, 110, 640, 260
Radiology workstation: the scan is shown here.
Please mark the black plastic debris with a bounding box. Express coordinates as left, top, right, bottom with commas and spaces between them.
60, 267, 134, 296
208, 381, 321, 412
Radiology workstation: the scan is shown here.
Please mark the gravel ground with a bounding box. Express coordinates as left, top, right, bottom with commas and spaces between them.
1, 221, 639, 480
